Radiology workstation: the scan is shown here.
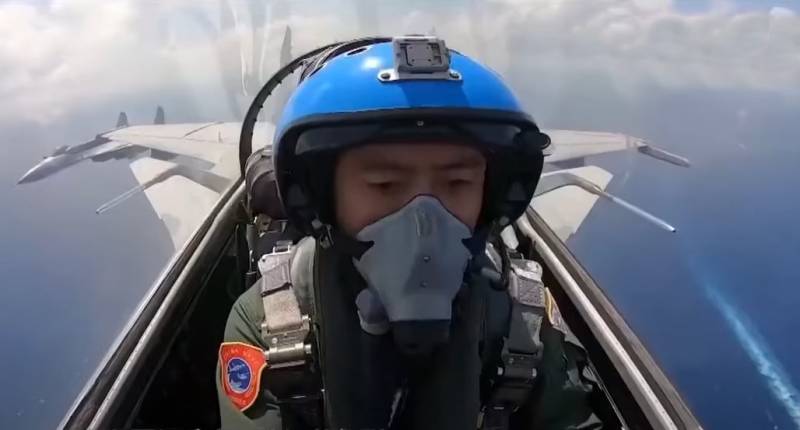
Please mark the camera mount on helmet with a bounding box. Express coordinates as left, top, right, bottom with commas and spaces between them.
377, 36, 461, 82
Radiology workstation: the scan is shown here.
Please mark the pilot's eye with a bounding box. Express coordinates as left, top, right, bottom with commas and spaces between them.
369, 181, 396, 192
448, 179, 473, 188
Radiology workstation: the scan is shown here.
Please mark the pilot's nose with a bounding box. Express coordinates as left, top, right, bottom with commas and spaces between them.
409, 176, 438, 199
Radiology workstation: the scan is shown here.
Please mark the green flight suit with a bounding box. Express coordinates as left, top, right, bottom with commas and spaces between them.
216, 241, 601, 430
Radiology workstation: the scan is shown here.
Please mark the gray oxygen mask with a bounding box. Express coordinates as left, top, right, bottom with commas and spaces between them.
351, 195, 473, 356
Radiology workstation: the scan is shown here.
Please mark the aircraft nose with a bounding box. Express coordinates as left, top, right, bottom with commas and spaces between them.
18, 170, 37, 184
17, 164, 46, 184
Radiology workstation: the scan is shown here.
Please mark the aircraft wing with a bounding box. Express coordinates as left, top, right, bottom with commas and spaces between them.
531, 166, 613, 242
127, 158, 227, 250
531, 129, 687, 243
109, 121, 274, 250
79, 122, 240, 250
542, 129, 691, 168
103, 122, 238, 162
19, 118, 275, 250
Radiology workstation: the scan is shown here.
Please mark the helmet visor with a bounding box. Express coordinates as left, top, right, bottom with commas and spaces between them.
294, 120, 547, 157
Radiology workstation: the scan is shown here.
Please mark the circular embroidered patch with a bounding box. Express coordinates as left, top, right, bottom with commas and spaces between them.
226, 357, 252, 393
219, 342, 268, 411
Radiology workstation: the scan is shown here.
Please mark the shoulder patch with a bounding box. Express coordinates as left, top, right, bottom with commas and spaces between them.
219, 342, 268, 411
545, 288, 568, 335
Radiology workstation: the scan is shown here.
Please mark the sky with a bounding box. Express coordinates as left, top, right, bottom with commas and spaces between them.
1, 0, 800, 429
2, 0, 800, 126
674, 0, 799, 13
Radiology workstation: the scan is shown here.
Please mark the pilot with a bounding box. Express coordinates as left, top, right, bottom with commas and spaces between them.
217, 36, 600, 430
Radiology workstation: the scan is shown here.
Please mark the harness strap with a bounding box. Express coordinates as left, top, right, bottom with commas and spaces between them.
258, 242, 313, 368
258, 241, 324, 429
481, 257, 547, 430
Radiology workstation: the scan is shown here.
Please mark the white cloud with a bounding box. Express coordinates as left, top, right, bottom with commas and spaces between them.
1, 0, 799, 125
0, 1, 150, 121
769, 6, 795, 18
441, 0, 800, 93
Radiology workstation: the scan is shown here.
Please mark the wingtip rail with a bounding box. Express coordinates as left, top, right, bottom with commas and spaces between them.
637, 144, 692, 168
535, 171, 678, 233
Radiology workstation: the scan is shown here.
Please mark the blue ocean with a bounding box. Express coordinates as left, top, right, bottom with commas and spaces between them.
563, 89, 800, 429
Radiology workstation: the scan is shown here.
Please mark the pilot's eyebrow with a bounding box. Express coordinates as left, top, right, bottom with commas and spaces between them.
361, 160, 414, 174
435, 157, 486, 171
360, 152, 485, 173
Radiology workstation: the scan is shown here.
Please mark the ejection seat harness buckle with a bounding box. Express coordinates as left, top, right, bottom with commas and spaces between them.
258, 241, 313, 369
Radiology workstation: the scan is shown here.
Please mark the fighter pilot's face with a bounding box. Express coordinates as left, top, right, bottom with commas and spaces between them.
334, 142, 486, 236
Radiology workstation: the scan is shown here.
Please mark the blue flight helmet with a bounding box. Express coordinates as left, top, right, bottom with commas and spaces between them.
273, 36, 549, 249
